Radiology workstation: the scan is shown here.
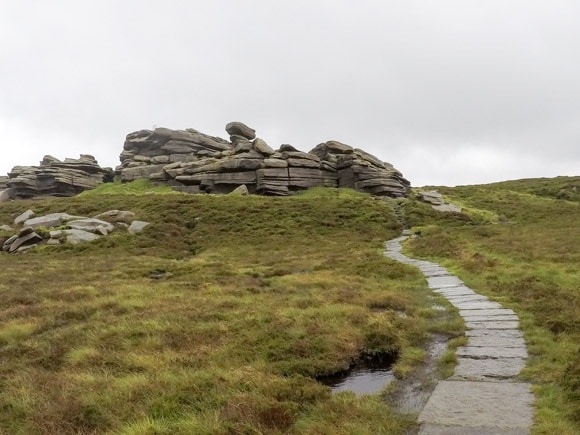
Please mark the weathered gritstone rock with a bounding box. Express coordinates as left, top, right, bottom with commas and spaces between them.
5, 155, 113, 199
116, 121, 411, 198
417, 190, 462, 213
0, 210, 150, 254
385, 236, 534, 435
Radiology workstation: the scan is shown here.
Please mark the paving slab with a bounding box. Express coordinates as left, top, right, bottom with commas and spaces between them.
419, 423, 530, 434
467, 335, 526, 348
456, 346, 528, 359
445, 294, 489, 303
427, 276, 464, 288
434, 287, 477, 297
466, 320, 520, 330
452, 357, 527, 381
460, 308, 516, 317
450, 300, 504, 310
462, 314, 519, 322
418, 380, 534, 429
421, 269, 451, 277
466, 329, 524, 339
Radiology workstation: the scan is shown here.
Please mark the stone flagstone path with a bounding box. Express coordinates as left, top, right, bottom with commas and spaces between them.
385, 235, 535, 435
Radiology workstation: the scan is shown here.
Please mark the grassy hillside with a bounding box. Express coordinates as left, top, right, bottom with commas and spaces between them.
0, 185, 459, 434
404, 176, 580, 435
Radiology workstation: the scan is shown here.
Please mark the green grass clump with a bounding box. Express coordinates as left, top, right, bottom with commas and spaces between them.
406, 176, 580, 434
0, 186, 443, 434
79, 179, 178, 196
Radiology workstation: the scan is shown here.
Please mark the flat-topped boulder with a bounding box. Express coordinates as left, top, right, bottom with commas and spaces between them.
5, 155, 113, 199
116, 121, 411, 197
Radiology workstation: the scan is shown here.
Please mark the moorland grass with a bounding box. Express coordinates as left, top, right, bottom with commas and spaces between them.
0, 185, 456, 434
404, 176, 580, 435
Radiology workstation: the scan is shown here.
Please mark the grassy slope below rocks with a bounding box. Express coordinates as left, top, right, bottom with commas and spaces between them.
403, 176, 580, 435
0, 185, 457, 435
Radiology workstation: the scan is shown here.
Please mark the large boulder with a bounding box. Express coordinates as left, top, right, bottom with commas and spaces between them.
225, 122, 256, 140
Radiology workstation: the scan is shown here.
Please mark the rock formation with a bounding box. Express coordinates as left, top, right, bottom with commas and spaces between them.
5, 155, 113, 199
116, 121, 410, 197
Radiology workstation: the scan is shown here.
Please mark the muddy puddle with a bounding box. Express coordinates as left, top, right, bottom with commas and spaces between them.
318, 353, 397, 395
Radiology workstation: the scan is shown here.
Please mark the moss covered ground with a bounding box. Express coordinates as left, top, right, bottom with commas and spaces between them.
0, 185, 455, 434
404, 176, 580, 435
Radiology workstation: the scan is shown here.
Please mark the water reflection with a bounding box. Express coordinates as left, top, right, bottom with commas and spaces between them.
319, 355, 397, 395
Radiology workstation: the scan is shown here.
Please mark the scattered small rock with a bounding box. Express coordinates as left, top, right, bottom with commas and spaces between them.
94, 210, 136, 224
9, 231, 43, 253
0, 209, 151, 254
128, 220, 150, 234
24, 213, 82, 229
67, 218, 115, 234
229, 184, 249, 196
14, 209, 35, 225
63, 229, 101, 245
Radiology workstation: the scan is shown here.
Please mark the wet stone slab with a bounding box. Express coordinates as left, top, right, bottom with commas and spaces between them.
434, 287, 477, 297
456, 346, 528, 359
421, 269, 451, 277
462, 314, 519, 322
419, 423, 530, 434
467, 334, 526, 348
465, 320, 520, 330
418, 380, 534, 429
427, 276, 464, 288
460, 308, 516, 317
466, 329, 524, 339
451, 357, 526, 381
444, 290, 484, 298
450, 300, 503, 310
445, 294, 489, 303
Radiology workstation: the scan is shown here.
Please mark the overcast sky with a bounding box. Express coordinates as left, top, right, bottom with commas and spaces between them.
1, 1, 579, 187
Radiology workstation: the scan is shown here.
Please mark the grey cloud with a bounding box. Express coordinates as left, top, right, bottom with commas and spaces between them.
1, 1, 579, 186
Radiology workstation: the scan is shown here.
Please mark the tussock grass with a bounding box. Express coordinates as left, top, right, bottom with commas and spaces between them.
406, 176, 580, 434
0, 186, 442, 434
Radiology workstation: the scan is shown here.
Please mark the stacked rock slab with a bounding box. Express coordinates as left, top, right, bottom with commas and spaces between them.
116, 122, 411, 197
6, 155, 113, 199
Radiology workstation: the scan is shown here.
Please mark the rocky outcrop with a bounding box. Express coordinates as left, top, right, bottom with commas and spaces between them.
5, 155, 113, 199
0, 209, 150, 254
116, 122, 411, 197
417, 190, 462, 213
